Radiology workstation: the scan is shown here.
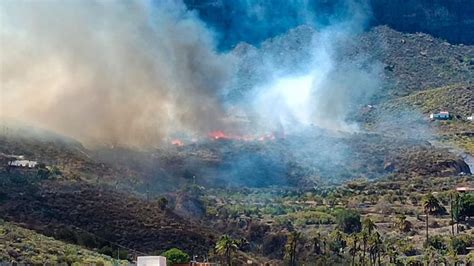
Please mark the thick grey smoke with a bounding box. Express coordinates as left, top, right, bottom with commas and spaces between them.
1, 0, 381, 146
0, 0, 234, 146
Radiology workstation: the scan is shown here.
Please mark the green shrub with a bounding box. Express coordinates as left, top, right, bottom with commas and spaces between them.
397, 239, 418, 256
334, 208, 361, 234
426, 235, 446, 251
161, 248, 190, 265
450, 235, 471, 255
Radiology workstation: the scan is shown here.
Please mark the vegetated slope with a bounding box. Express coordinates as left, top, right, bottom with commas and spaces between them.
0, 174, 216, 257
392, 86, 473, 117
0, 220, 121, 264
345, 26, 474, 99
362, 85, 474, 154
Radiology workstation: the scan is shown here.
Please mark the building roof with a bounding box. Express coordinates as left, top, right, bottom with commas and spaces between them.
456, 187, 474, 192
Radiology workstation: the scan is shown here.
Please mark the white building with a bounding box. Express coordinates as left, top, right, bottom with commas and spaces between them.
8, 160, 38, 168
137, 256, 167, 266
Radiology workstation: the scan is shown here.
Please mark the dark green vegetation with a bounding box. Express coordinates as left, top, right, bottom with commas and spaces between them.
0, 25, 473, 264
161, 248, 190, 265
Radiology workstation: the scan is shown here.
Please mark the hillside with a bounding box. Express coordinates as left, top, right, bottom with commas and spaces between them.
185, 0, 474, 49
0, 8, 473, 264
361, 85, 473, 154
351, 26, 474, 98
0, 220, 122, 264
0, 172, 215, 257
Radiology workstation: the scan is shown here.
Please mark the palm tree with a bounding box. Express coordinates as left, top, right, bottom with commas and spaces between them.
363, 217, 377, 235
285, 231, 302, 266
359, 230, 368, 265
347, 233, 359, 266
215, 235, 238, 266
360, 217, 377, 264
450, 192, 461, 234
368, 231, 383, 265
422, 193, 441, 243
450, 192, 456, 235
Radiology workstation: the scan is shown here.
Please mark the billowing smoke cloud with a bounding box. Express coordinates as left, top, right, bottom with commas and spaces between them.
1, 0, 381, 147
0, 0, 234, 146
224, 0, 381, 134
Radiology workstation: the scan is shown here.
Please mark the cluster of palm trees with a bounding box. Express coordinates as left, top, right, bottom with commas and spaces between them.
345, 218, 383, 266
213, 192, 472, 265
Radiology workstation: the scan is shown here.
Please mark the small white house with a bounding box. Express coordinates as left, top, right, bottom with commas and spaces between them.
8, 160, 38, 168
430, 111, 451, 120
137, 256, 167, 266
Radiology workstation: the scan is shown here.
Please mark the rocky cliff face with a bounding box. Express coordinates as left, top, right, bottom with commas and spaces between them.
370, 0, 474, 45
185, 0, 474, 48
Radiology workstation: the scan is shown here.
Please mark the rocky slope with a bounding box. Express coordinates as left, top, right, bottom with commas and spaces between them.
185, 0, 474, 48
370, 0, 474, 45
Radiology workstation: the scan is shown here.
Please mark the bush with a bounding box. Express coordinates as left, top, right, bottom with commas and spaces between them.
397, 239, 418, 256
450, 235, 471, 255
334, 208, 361, 234
161, 248, 190, 265
157, 197, 168, 210
426, 235, 446, 251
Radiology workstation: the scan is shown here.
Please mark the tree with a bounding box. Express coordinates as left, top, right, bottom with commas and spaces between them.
368, 232, 383, 265
422, 193, 441, 243
328, 229, 346, 255
347, 233, 358, 266
362, 217, 377, 235
161, 248, 190, 265
285, 231, 302, 266
215, 235, 238, 266
334, 209, 362, 234
312, 232, 324, 255
451, 192, 463, 234
157, 197, 168, 211
359, 230, 369, 265
394, 214, 412, 233
458, 193, 474, 222
450, 192, 458, 235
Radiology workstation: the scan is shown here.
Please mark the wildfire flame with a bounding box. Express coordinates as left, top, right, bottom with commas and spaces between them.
208, 130, 277, 142
171, 139, 184, 146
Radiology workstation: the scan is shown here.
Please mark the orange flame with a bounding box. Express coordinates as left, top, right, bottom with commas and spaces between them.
171, 139, 184, 146
208, 131, 277, 142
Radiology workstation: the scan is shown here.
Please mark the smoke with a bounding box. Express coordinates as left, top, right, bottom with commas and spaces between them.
0, 0, 234, 146
225, 0, 381, 134
1, 0, 381, 147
